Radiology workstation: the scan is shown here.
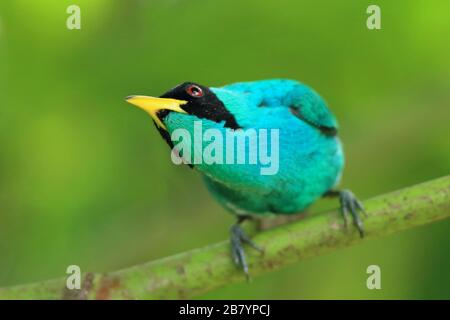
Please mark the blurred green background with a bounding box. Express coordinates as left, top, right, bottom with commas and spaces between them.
0, 0, 449, 299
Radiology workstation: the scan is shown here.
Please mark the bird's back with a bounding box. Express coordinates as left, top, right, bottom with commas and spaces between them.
200, 79, 344, 215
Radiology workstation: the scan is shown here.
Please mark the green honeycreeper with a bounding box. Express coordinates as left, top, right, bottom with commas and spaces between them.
126, 79, 365, 276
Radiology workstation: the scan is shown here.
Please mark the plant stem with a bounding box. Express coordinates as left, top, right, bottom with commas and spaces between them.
0, 175, 449, 299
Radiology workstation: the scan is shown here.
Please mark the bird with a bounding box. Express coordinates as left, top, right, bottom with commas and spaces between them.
126, 79, 365, 276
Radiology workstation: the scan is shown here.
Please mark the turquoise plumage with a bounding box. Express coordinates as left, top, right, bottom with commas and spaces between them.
165, 80, 343, 214
126, 79, 365, 276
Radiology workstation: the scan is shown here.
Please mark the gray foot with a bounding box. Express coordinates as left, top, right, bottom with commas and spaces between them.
230, 221, 263, 279
326, 189, 366, 237
339, 189, 366, 237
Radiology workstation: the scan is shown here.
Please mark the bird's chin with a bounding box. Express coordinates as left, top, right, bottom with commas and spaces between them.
154, 120, 174, 148
156, 109, 170, 122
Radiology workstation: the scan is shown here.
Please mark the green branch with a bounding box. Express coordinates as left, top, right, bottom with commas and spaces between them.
1, 175, 449, 299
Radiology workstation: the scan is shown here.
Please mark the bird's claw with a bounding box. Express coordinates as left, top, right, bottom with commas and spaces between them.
230, 223, 263, 280
339, 189, 366, 238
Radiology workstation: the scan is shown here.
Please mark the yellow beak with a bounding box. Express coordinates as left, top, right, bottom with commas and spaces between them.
125, 95, 187, 130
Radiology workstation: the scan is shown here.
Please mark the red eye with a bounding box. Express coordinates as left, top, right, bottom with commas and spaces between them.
186, 84, 203, 97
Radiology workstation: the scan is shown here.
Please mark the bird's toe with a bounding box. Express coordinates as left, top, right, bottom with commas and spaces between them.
339, 190, 366, 238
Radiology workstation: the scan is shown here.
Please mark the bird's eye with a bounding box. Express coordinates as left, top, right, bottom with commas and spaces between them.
186, 84, 203, 98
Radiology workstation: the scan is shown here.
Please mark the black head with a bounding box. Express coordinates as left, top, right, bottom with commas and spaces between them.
158, 82, 240, 130
126, 82, 241, 157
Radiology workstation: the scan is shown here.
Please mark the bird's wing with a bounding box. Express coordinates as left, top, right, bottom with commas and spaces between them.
224, 79, 338, 135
